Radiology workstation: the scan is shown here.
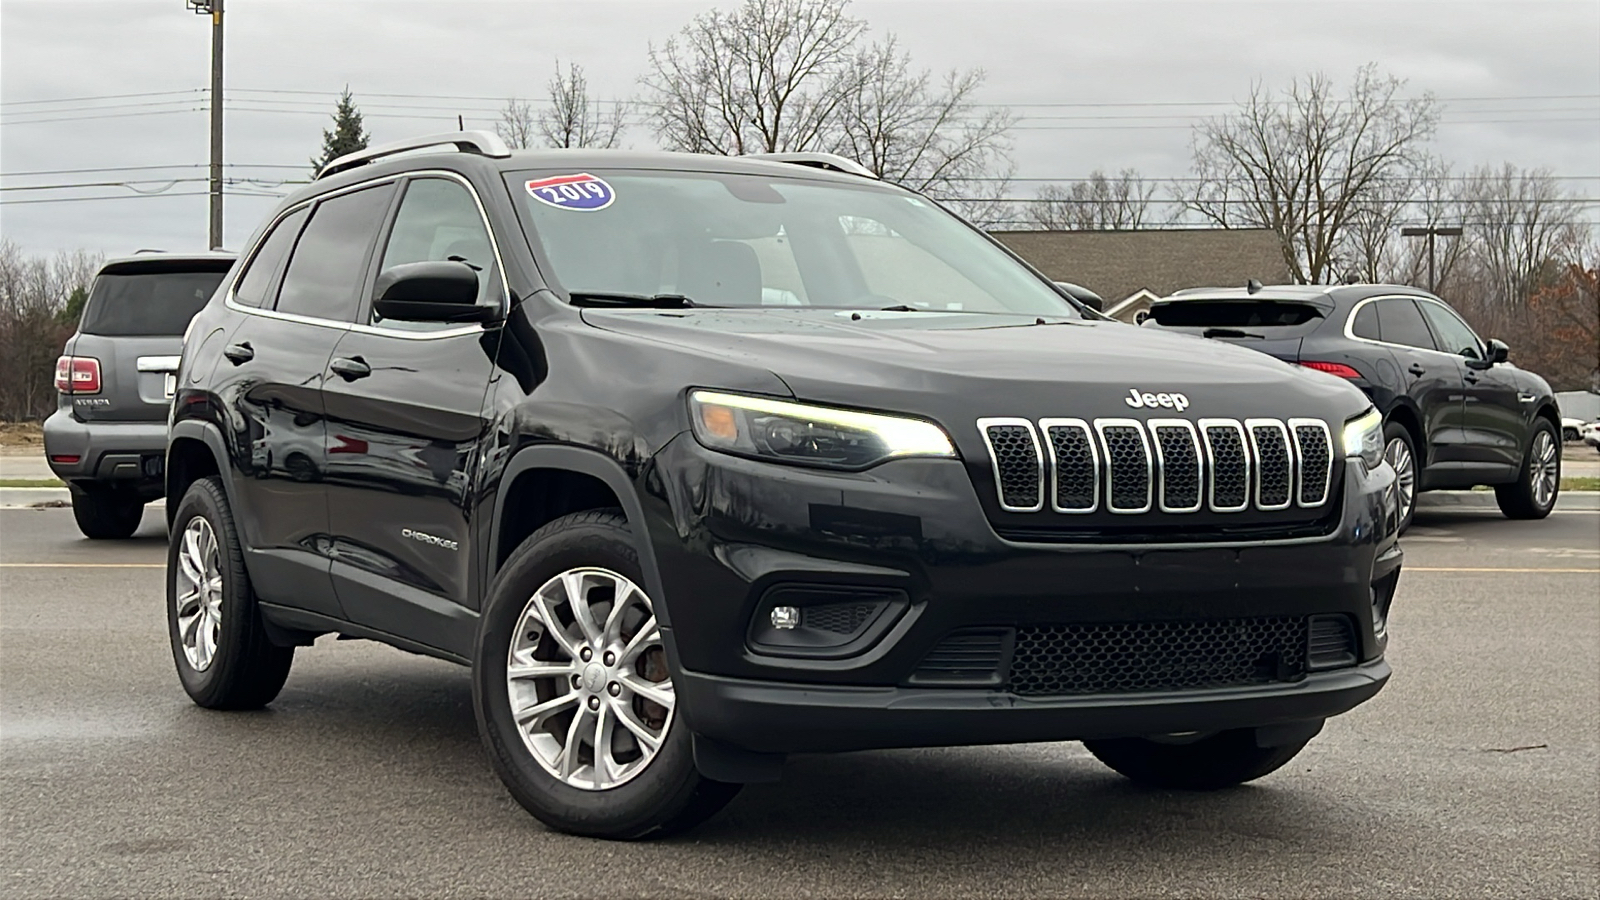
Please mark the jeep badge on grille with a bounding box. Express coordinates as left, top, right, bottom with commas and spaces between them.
1124, 388, 1190, 412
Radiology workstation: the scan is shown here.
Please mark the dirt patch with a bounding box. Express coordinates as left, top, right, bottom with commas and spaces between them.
0, 421, 44, 450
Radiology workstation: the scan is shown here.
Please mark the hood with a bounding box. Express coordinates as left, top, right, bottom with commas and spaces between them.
582, 307, 1371, 427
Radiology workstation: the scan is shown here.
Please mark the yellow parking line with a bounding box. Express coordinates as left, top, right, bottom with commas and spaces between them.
1407, 566, 1599, 574
0, 563, 164, 568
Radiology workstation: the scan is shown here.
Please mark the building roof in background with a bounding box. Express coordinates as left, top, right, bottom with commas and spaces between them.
992, 228, 1291, 305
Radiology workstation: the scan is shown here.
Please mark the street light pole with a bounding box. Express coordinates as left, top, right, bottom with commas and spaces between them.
1400, 225, 1464, 294
188, 0, 224, 249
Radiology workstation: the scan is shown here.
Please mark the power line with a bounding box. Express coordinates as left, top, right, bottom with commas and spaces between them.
0, 89, 202, 107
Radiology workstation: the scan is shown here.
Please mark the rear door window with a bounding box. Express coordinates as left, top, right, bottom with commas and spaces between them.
276, 183, 396, 322
234, 207, 309, 308
79, 267, 231, 336
1374, 298, 1437, 351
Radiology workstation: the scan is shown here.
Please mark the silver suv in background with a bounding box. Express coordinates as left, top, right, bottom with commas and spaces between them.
46, 252, 235, 538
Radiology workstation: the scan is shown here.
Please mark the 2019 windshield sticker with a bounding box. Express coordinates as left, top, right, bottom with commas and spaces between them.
525, 173, 615, 211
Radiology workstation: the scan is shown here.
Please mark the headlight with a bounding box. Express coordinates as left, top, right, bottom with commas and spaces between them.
688, 390, 956, 469
1342, 408, 1384, 470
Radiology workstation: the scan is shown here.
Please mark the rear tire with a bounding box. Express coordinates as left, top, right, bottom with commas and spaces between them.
1496, 420, 1560, 520
473, 509, 740, 839
69, 483, 145, 539
167, 476, 293, 709
1084, 728, 1310, 790
1382, 423, 1418, 534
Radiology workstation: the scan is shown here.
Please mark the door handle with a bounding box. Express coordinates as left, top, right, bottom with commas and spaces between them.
1407, 363, 1426, 376
1464, 372, 1480, 385
329, 356, 371, 381
223, 342, 254, 365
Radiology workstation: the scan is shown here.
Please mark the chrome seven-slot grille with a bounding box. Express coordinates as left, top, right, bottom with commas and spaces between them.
977, 416, 1333, 514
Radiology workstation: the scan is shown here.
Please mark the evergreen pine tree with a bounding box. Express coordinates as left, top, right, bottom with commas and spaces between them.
310, 87, 370, 174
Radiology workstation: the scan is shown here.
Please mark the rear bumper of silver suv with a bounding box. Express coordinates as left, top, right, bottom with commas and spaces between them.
43, 409, 167, 492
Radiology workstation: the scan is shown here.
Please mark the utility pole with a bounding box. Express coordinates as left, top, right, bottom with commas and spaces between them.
188, 0, 225, 249
1400, 225, 1464, 294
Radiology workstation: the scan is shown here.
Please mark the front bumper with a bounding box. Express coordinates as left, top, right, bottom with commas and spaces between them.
643, 435, 1402, 754
679, 659, 1389, 753
43, 408, 168, 488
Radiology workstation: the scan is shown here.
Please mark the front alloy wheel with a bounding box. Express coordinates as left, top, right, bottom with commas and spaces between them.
507, 567, 674, 791
1496, 421, 1560, 520
1384, 433, 1416, 527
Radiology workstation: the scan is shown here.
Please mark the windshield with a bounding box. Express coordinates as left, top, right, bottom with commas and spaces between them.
506, 169, 1076, 316
80, 268, 229, 336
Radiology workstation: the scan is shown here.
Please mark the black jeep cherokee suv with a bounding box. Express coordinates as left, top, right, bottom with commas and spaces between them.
1144, 285, 1562, 531
165, 132, 1402, 839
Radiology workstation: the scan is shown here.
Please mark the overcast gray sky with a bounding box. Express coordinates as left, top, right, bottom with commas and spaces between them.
3, 0, 1597, 256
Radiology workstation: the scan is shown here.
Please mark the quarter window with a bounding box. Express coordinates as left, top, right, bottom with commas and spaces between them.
1374, 298, 1436, 351
373, 178, 496, 330
233, 206, 308, 308
1418, 300, 1483, 359
1350, 302, 1380, 341
275, 183, 395, 322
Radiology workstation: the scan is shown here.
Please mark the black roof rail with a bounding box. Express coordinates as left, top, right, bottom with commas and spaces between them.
316, 130, 512, 180
746, 152, 877, 179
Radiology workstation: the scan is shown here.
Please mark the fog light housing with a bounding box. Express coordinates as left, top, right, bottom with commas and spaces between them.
747, 585, 910, 659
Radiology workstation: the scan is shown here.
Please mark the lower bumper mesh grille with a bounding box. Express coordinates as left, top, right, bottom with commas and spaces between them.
1009, 617, 1309, 696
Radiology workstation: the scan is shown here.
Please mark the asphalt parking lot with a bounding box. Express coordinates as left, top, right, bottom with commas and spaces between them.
2, 496, 1596, 898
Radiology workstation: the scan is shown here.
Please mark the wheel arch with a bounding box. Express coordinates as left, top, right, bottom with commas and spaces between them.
166, 419, 232, 528
487, 445, 671, 628
1382, 402, 1425, 463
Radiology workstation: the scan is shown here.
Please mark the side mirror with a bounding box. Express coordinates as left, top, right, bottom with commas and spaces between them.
372, 261, 499, 324
1486, 338, 1509, 364
1053, 281, 1105, 312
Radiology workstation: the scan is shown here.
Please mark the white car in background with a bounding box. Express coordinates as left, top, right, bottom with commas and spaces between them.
1581, 420, 1600, 453
1563, 417, 1587, 442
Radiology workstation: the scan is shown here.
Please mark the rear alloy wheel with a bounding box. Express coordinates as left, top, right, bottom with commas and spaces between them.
474, 510, 740, 839
1382, 423, 1418, 533
166, 476, 294, 709
69, 483, 145, 539
1496, 421, 1560, 520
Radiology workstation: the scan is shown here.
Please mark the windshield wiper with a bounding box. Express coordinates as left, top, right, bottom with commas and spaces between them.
1202, 327, 1265, 339
878, 304, 925, 312
567, 291, 709, 309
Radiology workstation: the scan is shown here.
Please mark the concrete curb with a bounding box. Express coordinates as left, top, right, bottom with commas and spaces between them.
1418, 490, 1599, 511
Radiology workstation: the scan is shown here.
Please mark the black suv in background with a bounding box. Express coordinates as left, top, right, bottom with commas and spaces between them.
46, 252, 235, 538
163, 133, 1402, 839
1144, 285, 1562, 530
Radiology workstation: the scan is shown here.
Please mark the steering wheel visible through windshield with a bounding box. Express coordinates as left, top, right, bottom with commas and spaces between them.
505, 168, 1079, 317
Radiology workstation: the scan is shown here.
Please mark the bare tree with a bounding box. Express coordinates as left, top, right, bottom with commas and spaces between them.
640, 0, 1014, 222
496, 97, 538, 150
1179, 65, 1439, 284
0, 241, 101, 421
539, 61, 626, 149
1027, 169, 1157, 230
498, 62, 626, 150
1456, 164, 1583, 306
642, 0, 864, 155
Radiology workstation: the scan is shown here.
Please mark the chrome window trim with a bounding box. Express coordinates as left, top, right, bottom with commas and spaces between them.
223, 169, 509, 342
1343, 294, 1481, 362
1198, 418, 1250, 513
1093, 417, 1153, 514
1147, 418, 1203, 514
977, 417, 1045, 513
1039, 417, 1098, 514
1288, 417, 1332, 508
1245, 417, 1294, 511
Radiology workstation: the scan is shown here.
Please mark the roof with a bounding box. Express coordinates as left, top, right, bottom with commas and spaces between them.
1160, 283, 1436, 309
991, 228, 1292, 304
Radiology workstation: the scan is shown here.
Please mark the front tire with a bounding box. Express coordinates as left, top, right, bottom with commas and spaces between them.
166, 476, 293, 709
1382, 422, 1418, 533
1496, 420, 1560, 520
1084, 729, 1310, 790
472, 509, 740, 839
69, 483, 144, 539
